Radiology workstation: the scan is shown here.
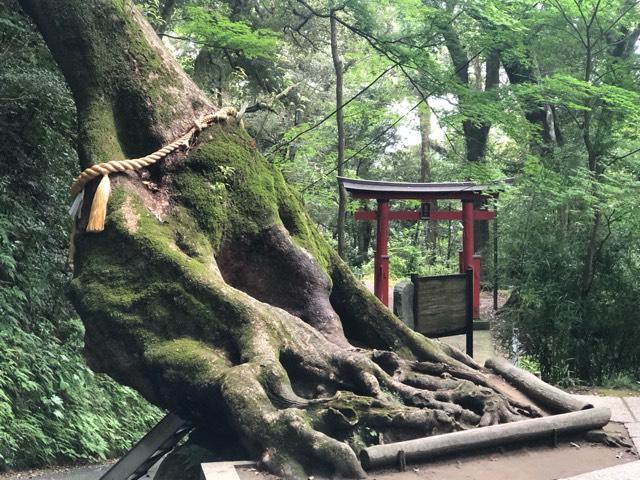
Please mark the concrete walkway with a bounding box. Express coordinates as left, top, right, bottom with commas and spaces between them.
575, 394, 640, 453
560, 461, 640, 480
439, 330, 498, 365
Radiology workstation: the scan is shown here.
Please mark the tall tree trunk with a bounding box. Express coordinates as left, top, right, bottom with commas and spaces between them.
502, 57, 558, 150
157, 0, 178, 33
419, 104, 432, 183
578, 14, 640, 296
441, 26, 497, 163
19, 1, 543, 478
576, 14, 638, 297
354, 159, 373, 265
441, 23, 498, 263
331, 13, 347, 259
286, 108, 303, 164
473, 51, 500, 266
580, 38, 599, 296
418, 103, 438, 263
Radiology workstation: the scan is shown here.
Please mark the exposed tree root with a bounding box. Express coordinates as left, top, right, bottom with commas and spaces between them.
71, 187, 544, 479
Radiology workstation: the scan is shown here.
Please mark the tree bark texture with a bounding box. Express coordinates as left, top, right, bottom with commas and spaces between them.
502, 57, 559, 150
441, 25, 497, 163
20, 2, 555, 478
441, 23, 498, 259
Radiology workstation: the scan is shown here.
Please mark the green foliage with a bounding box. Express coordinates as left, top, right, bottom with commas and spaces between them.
601, 373, 640, 392
0, 4, 160, 470
517, 356, 541, 375
178, 5, 280, 59
496, 151, 640, 384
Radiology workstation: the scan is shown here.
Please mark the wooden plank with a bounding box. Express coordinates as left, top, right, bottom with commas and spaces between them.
430, 210, 496, 221
354, 210, 376, 221
200, 461, 255, 480
354, 210, 421, 221
413, 274, 467, 337
99, 413, 190, 480
465, 267, 473, 357
349, 192, 485, 201
486, 358, 593, 413
354, 209, 496, 222
360, 408, 611, 470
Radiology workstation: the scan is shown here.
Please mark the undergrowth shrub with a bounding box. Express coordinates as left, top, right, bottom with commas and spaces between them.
496, 156, 640, 385
0, 3, 160, 470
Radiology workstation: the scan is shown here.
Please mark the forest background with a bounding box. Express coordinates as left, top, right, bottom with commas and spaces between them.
1, 0, 639, 472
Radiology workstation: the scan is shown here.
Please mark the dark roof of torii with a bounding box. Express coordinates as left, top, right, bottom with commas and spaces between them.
337, 177, 510, 200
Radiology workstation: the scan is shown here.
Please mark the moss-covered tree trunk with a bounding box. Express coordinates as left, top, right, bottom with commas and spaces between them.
19, 1, 542, 478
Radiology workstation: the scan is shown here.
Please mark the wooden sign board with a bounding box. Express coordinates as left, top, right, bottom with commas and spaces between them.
411, 273, 470, 338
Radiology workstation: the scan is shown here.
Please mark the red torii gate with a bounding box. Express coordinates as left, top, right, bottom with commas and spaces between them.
338, 177, 500, 318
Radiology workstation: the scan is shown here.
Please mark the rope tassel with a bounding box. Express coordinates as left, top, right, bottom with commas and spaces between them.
68, 107, 241, 234
86, 174, 111, 232
68, 190, 84, 219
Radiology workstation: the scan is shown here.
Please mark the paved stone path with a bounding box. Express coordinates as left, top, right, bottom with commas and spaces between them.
575, 395, 637, 423
574, 394, 640, 453
559, 460, 640, 480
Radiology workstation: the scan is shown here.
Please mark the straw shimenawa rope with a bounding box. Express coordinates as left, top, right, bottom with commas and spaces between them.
69, 107, 241, 233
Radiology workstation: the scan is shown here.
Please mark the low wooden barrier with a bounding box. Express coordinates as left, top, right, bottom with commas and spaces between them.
360, 407, 611, 470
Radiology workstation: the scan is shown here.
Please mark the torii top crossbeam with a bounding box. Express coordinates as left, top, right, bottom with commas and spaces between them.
338, 177, 504, 315
338, 177, 496, 200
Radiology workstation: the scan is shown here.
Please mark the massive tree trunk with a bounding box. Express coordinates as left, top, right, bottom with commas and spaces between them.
20, 1, 544, 478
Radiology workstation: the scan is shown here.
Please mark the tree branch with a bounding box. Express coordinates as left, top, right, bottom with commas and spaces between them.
244, 83, 301, 114
159, 33, 241, 53
550, 0, 589, 49
269, 63, 398, 153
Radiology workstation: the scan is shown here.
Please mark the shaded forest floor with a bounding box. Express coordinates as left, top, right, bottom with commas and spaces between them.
236, 425, 637, 480
0, 462, 115, 480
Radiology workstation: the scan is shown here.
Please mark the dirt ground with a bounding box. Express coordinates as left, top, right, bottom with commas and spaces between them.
0, 461, 115, 480
237, 424, 637, 480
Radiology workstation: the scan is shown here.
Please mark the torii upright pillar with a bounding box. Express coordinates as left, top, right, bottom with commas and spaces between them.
462, 200, 481, 318
374, 200, 390, 306
461, 200, 475, 271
